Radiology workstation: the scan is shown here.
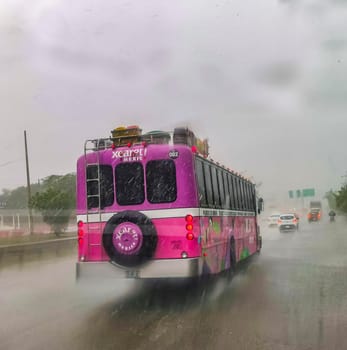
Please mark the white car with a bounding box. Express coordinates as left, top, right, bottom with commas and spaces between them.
268, 214, 281, 227
278, 213, 299, 232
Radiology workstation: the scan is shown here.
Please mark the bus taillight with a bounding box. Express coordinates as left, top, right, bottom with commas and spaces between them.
185, 214, 193, 222
77, 221, 84, 247
186, 223, 193, 231
185, 214, 194, 240
186, 232, 195, 240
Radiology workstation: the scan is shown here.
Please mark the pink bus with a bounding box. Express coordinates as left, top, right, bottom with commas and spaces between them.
76, 126, 263, 280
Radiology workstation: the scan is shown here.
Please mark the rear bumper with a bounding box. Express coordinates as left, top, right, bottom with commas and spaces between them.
76, 257, 203, 281
279, 224, 297, 230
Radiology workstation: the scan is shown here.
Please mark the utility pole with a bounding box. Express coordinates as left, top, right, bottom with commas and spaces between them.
24, 130, 34, 235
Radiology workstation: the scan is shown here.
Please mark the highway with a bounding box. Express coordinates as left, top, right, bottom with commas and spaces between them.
1, 217, 347, 350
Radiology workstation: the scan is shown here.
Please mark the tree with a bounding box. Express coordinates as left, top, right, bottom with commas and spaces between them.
0, 184, 40, 209
324, 190, 337, 210
30, 173, 76, 235
0, 173, 76, 234
30, 187, 74, 235
335, 185, 347, 214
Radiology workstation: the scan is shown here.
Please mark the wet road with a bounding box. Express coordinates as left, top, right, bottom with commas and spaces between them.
1, 217, 347, 350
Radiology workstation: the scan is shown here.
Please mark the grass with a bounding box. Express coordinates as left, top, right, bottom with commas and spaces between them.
0, 231, 77, 246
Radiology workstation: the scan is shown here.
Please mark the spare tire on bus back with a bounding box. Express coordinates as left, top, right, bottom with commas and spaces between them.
102, 211, 158, 268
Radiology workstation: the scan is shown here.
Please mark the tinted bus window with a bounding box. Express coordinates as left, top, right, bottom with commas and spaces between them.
203, 163, 214, 207
244, 182, 249, 210
231, 175, 238, 210
249, 184, 254, 211
245, 183, 250, 210
146, 160, 177, 203
211, 166, 221, 208
227, 175, 234, 210
86, 165, 114, 209
236, 177, 242, 210
217, 170, 226, 209
241, 181, 247, 210
115, 162, 145, 205
250, 186, 256, 211
242, 180, 247, 210
196, 159, 208, 207
223, 172, 231, 209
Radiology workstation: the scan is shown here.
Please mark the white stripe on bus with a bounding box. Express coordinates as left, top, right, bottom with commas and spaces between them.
77, 208, 255, 223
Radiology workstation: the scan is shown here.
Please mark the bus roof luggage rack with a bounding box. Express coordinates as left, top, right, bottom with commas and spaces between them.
111, 125, 142, 146
84, 139, 112, 153
173, 127, 196, 146
142, 130, 171, 144
173, 127, 209, 157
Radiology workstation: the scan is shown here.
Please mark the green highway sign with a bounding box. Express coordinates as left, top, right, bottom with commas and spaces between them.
302, 188, 315, 197
289, 188, 315, 199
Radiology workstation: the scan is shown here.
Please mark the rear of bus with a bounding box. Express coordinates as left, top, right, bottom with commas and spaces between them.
76, 142, 203, 280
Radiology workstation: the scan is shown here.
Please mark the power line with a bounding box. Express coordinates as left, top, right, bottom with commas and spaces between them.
0, 158, 22, 168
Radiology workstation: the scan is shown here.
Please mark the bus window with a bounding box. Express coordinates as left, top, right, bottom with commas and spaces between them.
240, 180, 247, 210
245, 182, 250, 210
86, 165, 114, 209
223, 172, 231, 210
251, 186, 256, 211
217, 169, 226, 209
146, 160, 177, 203
196, 159, 208, 207
231, 175, 238, 210
115, 162, 145, 205
245, 183, 251, 210
243, 182, 248, 210
249, 184, 254, 211
228, 175, 235, 210
203, 163, 214, 208
211, 166, 221, 208
236, 177, 242, 210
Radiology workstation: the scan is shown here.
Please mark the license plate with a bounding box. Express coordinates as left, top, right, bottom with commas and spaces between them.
126, 270, 140, 278
285, 225, 291, 228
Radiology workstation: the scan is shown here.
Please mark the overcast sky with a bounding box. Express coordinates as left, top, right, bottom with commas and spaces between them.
1, 0, 347, 202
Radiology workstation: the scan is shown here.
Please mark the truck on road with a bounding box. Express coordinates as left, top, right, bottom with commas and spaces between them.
308, 201, 322, 222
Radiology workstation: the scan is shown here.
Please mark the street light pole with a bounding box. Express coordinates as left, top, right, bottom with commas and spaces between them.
24, 130, 34, 235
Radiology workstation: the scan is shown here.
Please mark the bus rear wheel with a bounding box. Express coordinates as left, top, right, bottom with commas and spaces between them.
102, 211, 158, 268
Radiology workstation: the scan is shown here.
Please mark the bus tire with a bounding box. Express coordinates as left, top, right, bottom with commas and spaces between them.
102, 211, 158, 268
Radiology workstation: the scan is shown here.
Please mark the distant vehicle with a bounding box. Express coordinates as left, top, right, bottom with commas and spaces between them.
309, 201, 322, 211
268, 214, 281, 227
329, 210, 336, 222
307, 209, 321, 222
308, 201, 322, 222
278, 213, 299, 232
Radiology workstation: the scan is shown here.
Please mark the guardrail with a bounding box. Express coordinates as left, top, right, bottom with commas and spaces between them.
0, 237, 77, 268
